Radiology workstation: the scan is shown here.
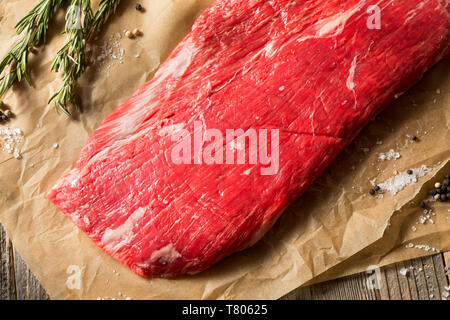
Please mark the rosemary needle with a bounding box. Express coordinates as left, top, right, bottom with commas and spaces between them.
0, 0, 67, 99
49, 0, 121, 115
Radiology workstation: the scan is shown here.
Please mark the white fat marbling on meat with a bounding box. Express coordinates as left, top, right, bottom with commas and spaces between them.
150, 244, 181, 265
297, 0, 366, 43
155, 38, 194, 80
404, 1, 426, 24
158, 123, 186, 137
101, 207, 147, 251
263, 41, 276, 58
346, 56, 358, 91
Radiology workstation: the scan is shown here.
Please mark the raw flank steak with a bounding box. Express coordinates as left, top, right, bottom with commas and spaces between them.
48, 0, 450, 278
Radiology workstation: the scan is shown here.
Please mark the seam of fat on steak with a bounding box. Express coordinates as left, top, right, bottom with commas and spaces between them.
47, 0, 450, 278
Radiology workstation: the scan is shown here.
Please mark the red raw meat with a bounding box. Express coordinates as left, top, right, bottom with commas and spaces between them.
48, 0, 450, 278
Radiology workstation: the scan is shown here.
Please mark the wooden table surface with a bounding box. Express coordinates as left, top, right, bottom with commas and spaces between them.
1, 222, 449, 300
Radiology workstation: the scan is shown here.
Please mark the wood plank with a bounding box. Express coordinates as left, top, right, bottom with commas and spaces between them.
402, 259, 420, 300
421, 255, 441, 300
283, 254, 449, 300
443, 251, 450, 283
280, 287, 312, 300
13, 249, 49, 300
377, 267, 390, 300
431, 254, 449, 300
384, 263, 402, 300
396, 261, 413, 300
303, 272, 374, 300
0, 223, 16, 300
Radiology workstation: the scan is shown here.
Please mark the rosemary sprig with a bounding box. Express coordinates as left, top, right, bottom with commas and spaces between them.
49, 0, 93, 115
0, 0, 67, 99
88, 0, 121, 41
49, 0, 121, 115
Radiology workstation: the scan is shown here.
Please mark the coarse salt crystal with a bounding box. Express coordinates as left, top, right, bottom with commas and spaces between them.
376, 165, 431, 195
399, 268, 409, 276
378, 149, 401, 161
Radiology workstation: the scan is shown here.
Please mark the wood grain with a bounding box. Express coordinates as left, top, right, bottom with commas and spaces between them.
13, 249, 49, 300
282, 253, 450, 300
0, 225, 16, 300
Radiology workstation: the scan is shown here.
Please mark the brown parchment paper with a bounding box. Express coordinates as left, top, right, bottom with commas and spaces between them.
0, 0, 449, 300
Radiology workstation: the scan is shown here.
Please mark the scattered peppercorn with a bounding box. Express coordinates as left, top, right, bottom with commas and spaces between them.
419, 201, 426, 208
132, 28, 142, 37
369, 189, 376, 195
411, 135, 418, 141
0, 111, 6, 122
407, 169, 413, 175
136, 3, 143, 11
443, 179, 449, 187
125, 30, 134, 39
423, 174, 450, 204
374, 185, 380, 192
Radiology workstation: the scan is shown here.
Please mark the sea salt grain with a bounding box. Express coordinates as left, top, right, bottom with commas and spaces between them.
399, 268, 409, 276
378, 149, 401, 161
376, 165, 431, 195
1, 126, 24, 160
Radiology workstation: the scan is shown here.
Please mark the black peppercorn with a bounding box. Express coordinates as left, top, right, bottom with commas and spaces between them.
419, 201, 426, 208
441, 194, 447, 201
429, 189, 437, 196
411, 135, 418, 141
437, 188, 443, 194
136, 3, 143, 11
443, 179, 449, 187
407, 169, 413, 175
369, 189, 376, 195
374, 185, 380, 192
